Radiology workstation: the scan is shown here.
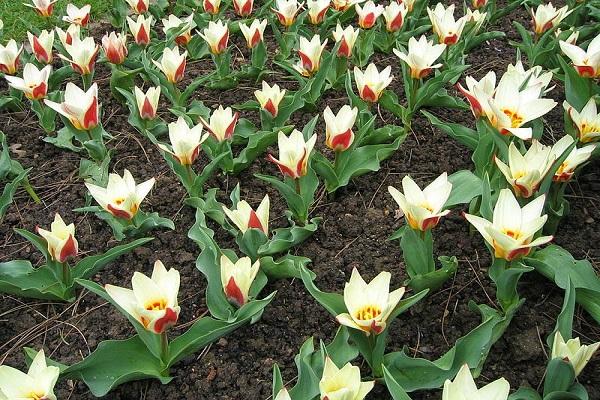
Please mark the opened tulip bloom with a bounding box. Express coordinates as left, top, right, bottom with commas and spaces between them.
63, 3, 91, 26
153, 46, 187, 83
0, 349, 59, 400
531, 3, 571, 35
504, 60, 553, 96
200, 20, 229, 55
560, 33, 600, 78
128, 14, 153, 46
324, 105, 358, 151
443, 364, 509, 400
125, 0, 149, 14
353, 63, 393, 102
307, 0, 330, 24
464, 189, 553, 261
59, 36, 99, 75
333, 24, 359, 58
105, 260, 180, 334
268, 130, 317, 179
456, 71, 496, 118
35, 213, 78, 263
158, 117, 209, 165
162, 14, 195, 46
199, 105, 239, 142
0, 40, 23, 75
272, 0, 303, 27
134, 86, 161, 120
203, 0, 221, 14
336, 268, 405, 335
233, 0, 254, 16
56, 24, 80, 47
24, 0, 58, 16
220, 255, 260, 307
394, 35, 446, 79
45, 82, 98, 131
254, 81, 286, 117
319, 357, 375, 400
28, 30, 54, 64
85, 169, 155, 220
102, 32, 128, 65
383, 2, 408, 32
564, 98, 600, 143
240, 19, 267, 48
428, 3, 467, 45
551, 332, 600, 376
355, 1, 384, 29
223, 194, 270, 234
5, 64, 51, 101
551, 136, 595, 182
294, 35, 328, 76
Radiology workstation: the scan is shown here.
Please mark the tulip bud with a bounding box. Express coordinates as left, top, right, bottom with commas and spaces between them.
200, 20, 229, 55
203, 0, 221, 14
254, 81, 286, 117
63, 3, 91, 26
59, 36, 100, 75
394, 35, 446, 79
0, 350, 60, 400
239, 19, 268, 48
134, 86, 161, 120
383, 2, 407, 32
272, 0, 303, 27
152, 46, 187, 84
56, 24, 80, 48
427, 3, 467, 45
550, 135, 595, 182
294, 35, 328, 76
220, 255, 260, 307
102, 32, 128, 65
307, 0, 330, 24
560, 34, 600, 79
531, 3, 571, 35
472, 0, 487, 8
319, 358, 375, 400
199, 105, 239, 142
443, 364, 509, 400
233, 0, 254, 16
355, 1, 384, 29
162, 14, 195, 46
332, 24, 359, 58
125, 0, 149, 14
36, 213, 78, 263
0, 40, 23, 75
353, 63, 393, 102
331, 0, 356, 11
24, 0, 58, 16
222, 194, 270, 234
324, 105, 358, 151
158, 117, 209, 165
398, 0, 415, 12
5, 63, 51, 100
267, 129, 317, 179
563, 98, 600, 143
45, 82, 99, 131
127, 15, 153, 46
551, 332, 600, 376
27, 30, 54, 64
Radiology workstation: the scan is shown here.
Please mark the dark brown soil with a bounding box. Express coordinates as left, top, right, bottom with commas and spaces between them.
1, 3, 599, 400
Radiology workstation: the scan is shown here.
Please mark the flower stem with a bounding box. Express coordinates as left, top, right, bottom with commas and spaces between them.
295, 178, 301, 195
61, 261, 71, 286
22, 178, 41, 203
160, 331, 170, 366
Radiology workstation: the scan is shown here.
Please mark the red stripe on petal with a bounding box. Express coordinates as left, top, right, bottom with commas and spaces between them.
174, 59, 186, 82
190, 144, 202, 164
361, 85, 378, 102
241, 0, 253, 16
224, 112, 239, 140
137, 25, 150, 45
248, 210, 264, 231
443, 34, 458, 45
330, 129, 353, 151
81, 14, 90, 27
0, 64, 8, 74
456, 83, 482, 117
154, 307, 178, 333
338, 39, 350, 57
575, 65, 595, 78
389, 13, 403, 31
107, 204, 133, 219
296, 148, 307, 176
418, 67, 432, 79
298, 51, 313, 71
83, 96, 98, 130
58, 234, 78, 262
136, 0, 148, 13
370, 321, 383, 334
267, 154, 296, 178
217, 31, 229, 53
225, 277, 246, 306
507, 247, 531, 261
204, 0, 216, 13
31, 82, 47, 100
33, 36, 50, 63
361, 13, 376, 28
250, 30, 262, 48
141, 97, 156, 119
421, 216, 441, 230
264, 99, 277, 116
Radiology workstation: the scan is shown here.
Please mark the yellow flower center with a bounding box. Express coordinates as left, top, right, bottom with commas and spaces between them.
145, 299, 167, 311
29, 392, 46, 400
355, 304, 382, 321
502, 109, 524, 128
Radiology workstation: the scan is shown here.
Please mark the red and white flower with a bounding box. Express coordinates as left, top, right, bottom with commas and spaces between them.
220, 255, 260, 307
353, 63, 393, 102
254, 81, 286, 117
158, 117, 209, 165
355, 1, 384, 29
472, 0, 487, 9
383, 2, 407, 32
162, 14, 195, 46
62, 3, 91, 26
5, 63, 51, 100
223, 194, 270, 234
332, 24, 359, 58
272, 0, 303, 27
239, 19, 267, 48
307, 0, 330, 24
28, 30, 54, 64
36, 213, 78, 263
0, 40, 23, 75
324, 105, 358, 151
199, 106, 239, 142
394, 35, 446, 79
456, 71, 496, 118
45, 82, 99, 131
560, 33, 600, 78
551, 136, 595, 182
531, 3, 571, 35
427, 3, 467, 45
59, 36, 99, 75
134, 86, 161, 120
200, 20, 229, 55
332, 0, 362, 11
564, 98, 600, 143
152, 46, 187, 84
233, 0, 254, 16
203, 0, 221, 14
294, 34, 328, 76
127, 14, 153, 46
102, 32, 128, 65
125, 0, 149, 14
24, 0, 58, 17
56, 24, 80, 48
267, 129, 317, 179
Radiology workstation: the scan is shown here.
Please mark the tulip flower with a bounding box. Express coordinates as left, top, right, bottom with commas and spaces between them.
63, 3, 91, 26
336, 268, 405, 335
162, 14, 195, 46
394, 35, 446, 79
223, 194, 270, 234
559, 33, 600, 78
456, 71, 496, 118
495, 140, 555, 198
353, 63, 393, 103
239, 19, 267, 48
36, 213, 78, 263
274, 388, 292, 400
332, 24, 359, 58
199, 105, 239, 142
254, 81, 286, 117
443, 364, 509, 400
504, 60, 553, 96
319, 357, 375, 400
56, 24, 80, 47
85, 169, 155, 220
388, 173, 452, 231
428, 3, 467, 45
127, 14, 153, 46
220, 255, 260, 307
564, 98, 600, 143
551, 332, 600, 376
105, 260, 180, 334
355, 1, 384, 29
125, 0, 149, 14
557, 29, 579, 46
45, 82, 99, 131
200, 20, 229, 55
294, 35, 328, 76
59, 36, 100, 75
551, 137, 595, 182
102, 32, 128, 65
332, 0, 361, 11
472, 0, 487, 9
203, 0, 221, 14
464, 189, 553, 261
324, 105, 358, 151
24, 0, 58, 16
383, 2, 408, 32
267, 129, 317, 179
28, 30, 54, 64
307, 0, 330, 24
465, 8, 487, 33
158, 117, 209, 165
0, 349, 60, 400
0, 40, 23, 75
152, 46, 187, 84
134, 86, 161, 120
272, 0, 303, 27
531, 3, 571, 35
5, 64, 51, 101
233, 0, 254, 16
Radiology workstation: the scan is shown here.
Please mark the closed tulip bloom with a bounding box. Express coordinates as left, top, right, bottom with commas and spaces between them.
388, 173, 452, 231
428, 3, 467, 45
336, 268, 405, 335
24, 0, 58, 16
465, 8, 487, 33
456, 71, 496, 118
443, 364, 509, 400
0, 40, 23, 75
383, 2, 408, 32
85, 169, 155, 219
560, 34, 600, 78
239, 19, 267, 48
59, 36, 99, 75
307, 0, 330, 24
125, 0, 149, 14
102, 32, 128, 65
105, 260, 180, 334
472, 0, 487, 9
36, 213, 78, 263
531, 3, 571, 35
355, 1, 384, 29
551, 332, 600, 376
220, 255, 260, 307
63, 3, 91, 26
0, 350, 59, 400
56, 24, 80, 47
464, 189, 553, 261
324, 105, 358, 151
332, 24, 359, 58
254, 81, 286, 117
233, 0, 254, 16
394, 35, 446, 79
28, 30, 54, 64
223, 194, 270, 234
162, 14, 195, 46
551, 137, 595, 182
200, 20, 229, 55
152, 46, 187, 83
353, 63, 393, 102
45, 82, 99, 131
203, 0, 221, 14
320, 357, 375, 400
128, 14, 153, 46
267, 129, 317, 179
199, 105, 239, 142
158, 117, 209, 165
272, 0, 303, 27
556, 29, 579, 45
564, 98, 600, 143
134, 86, 161, 120
294, 35, 328, 76
5, 64, 51, 100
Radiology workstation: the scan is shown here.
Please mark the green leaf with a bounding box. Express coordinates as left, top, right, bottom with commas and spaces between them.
258, 218, 320, 256
558, 56, 593, 110
509, 387, 542, 400
259, 254, 312, 280
406, 256, 458, 294
300, 266, 346, 316
14, 228, 51, 261
0, 169, 28, 220
0, 260, 68, 300
422, 110, 478, 150
445, 170, 483, 207
543, 358, 576, 397
547, 278, 575, 348
401, 228, 435, 277
383, 366, 413, 400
